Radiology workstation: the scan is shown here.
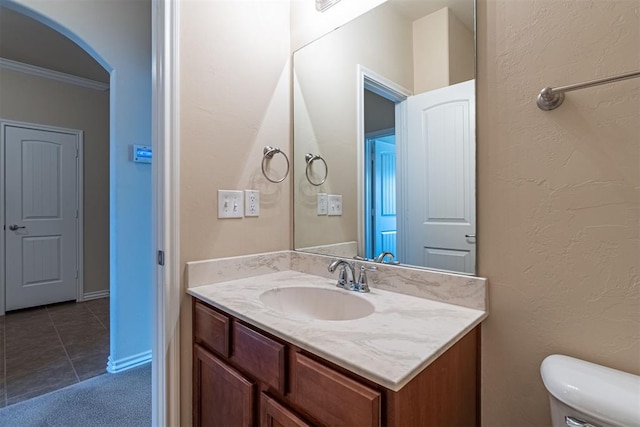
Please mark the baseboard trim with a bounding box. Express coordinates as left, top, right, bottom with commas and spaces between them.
81, 290, 110, 301
107, 350, 152, 374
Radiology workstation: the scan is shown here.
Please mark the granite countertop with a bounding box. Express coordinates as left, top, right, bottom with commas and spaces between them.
187, 270, 487, 391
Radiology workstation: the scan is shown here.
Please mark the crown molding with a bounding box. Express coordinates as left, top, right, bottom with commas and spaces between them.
0, 57, 109, 91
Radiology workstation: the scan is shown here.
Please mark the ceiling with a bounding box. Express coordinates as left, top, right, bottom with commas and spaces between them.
0, 6, 109, 83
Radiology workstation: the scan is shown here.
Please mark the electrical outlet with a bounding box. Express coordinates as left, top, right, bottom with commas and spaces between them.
317, 193, 328, 215
328, 194, 342, 216
245, 190, 260, 217
218, 190, 244, 218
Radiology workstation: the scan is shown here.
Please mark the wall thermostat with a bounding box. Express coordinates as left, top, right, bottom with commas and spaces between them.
132, 145, 152, 164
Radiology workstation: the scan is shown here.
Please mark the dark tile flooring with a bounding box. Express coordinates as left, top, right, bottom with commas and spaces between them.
0, 298, 109, 407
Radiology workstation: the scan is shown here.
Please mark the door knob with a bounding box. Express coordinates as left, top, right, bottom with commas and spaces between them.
9, 224, 26, 231
465, 234, 476, 238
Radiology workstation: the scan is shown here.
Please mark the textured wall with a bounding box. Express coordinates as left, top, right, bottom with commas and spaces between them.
0, 69, 110, 295
477, 0, 640, 424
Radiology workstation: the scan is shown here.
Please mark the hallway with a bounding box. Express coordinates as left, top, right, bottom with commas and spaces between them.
0, 298, 109, 407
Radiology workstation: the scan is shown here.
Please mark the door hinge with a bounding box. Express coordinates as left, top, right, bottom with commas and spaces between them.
76, 148, 79, 158
157, 250, 165, 266
76, 209, 79, 219
75, 270, 79, 279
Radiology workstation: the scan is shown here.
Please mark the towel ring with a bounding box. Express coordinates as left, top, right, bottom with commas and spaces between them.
261, 146, 290, 183
305, 153, 328, 186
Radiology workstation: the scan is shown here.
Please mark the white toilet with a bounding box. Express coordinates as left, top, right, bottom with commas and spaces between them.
541, 354, 640, 427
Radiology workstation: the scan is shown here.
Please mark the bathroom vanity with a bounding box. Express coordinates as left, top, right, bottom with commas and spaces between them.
188, 265, 487, 427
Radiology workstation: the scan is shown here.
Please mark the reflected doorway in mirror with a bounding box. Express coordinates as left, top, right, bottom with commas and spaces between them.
364, 127, 397, 260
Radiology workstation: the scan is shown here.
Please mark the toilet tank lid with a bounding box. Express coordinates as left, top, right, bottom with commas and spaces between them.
540, 355, 640, 427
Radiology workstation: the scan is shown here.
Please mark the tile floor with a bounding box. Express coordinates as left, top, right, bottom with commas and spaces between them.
0, 298, 109, 407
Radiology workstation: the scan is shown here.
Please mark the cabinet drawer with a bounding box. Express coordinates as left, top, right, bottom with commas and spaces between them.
293, 353, 381, 427
232, 321, 286, 393
194, 302, 230, 358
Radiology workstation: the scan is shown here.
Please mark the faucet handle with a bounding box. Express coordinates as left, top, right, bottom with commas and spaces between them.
355, 265, 376, 292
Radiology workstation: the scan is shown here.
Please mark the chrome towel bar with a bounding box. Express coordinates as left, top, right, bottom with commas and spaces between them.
537, 70, 640, 111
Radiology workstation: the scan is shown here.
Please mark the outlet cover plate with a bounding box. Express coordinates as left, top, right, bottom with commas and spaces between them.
317, 193, 328, 215
244, 190, 260, 217
328, 194, 342, 216
218, 190, 244, 218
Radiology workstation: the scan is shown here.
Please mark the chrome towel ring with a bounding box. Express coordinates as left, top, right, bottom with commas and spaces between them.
305, 153, 328, 186
261, 146, 290, 183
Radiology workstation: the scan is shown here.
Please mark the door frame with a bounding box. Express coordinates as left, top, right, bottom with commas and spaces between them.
0, 119, 84, 315
152, 0, 181, 425
356, 65, 411, 259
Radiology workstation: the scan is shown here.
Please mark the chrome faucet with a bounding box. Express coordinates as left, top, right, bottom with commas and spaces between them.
328, 259, 356, 290
328, 259, 373, 293
374, 251, 395, 263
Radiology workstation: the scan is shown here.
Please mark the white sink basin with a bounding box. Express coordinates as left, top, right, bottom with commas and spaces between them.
259, 286, 375, 321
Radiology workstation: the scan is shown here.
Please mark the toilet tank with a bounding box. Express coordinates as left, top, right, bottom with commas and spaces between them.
540, 355, 640, 427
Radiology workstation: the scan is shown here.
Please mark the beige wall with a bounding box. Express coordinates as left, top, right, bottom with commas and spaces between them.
477, 0, 639, 424
179, 1, 291, 424
293, 2, 412, 249
0, 68, 109, 295
413, 8, 449, 93
413, 7, 474, 93
448, 8, 474, 86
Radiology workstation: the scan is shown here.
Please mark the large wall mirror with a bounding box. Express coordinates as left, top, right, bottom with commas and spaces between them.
293, 0, 476, 274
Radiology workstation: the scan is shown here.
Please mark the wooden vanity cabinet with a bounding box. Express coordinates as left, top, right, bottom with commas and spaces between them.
192, 299, 479, 427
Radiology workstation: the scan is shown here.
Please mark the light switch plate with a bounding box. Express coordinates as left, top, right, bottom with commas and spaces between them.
328, 194, 342, 216
218, 190, 244, 218
245, 190, 260, 217
317, 193, 328, 215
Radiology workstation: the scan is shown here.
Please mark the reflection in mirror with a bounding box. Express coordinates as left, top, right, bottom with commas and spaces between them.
293, 0, 476, 274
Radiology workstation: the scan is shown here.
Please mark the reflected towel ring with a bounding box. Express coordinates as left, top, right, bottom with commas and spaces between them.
305, 153, 328, 186
262, 146, 290, 183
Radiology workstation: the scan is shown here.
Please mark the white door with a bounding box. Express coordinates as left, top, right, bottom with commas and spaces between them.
405, 80, 475, 273
4, 124, 79, 311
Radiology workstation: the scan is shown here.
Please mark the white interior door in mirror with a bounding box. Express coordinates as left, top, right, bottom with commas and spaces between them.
4, 125, 78, 311
403, 80, 475, 274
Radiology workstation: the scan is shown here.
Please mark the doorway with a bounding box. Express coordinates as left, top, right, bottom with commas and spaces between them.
356, 66, 410, 262
0, 0, 153, 409
364, 128, 397, 260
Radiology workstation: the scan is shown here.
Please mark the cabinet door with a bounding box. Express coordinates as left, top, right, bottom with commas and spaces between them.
193, 344, 255, 427
260, 393, 310, 427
